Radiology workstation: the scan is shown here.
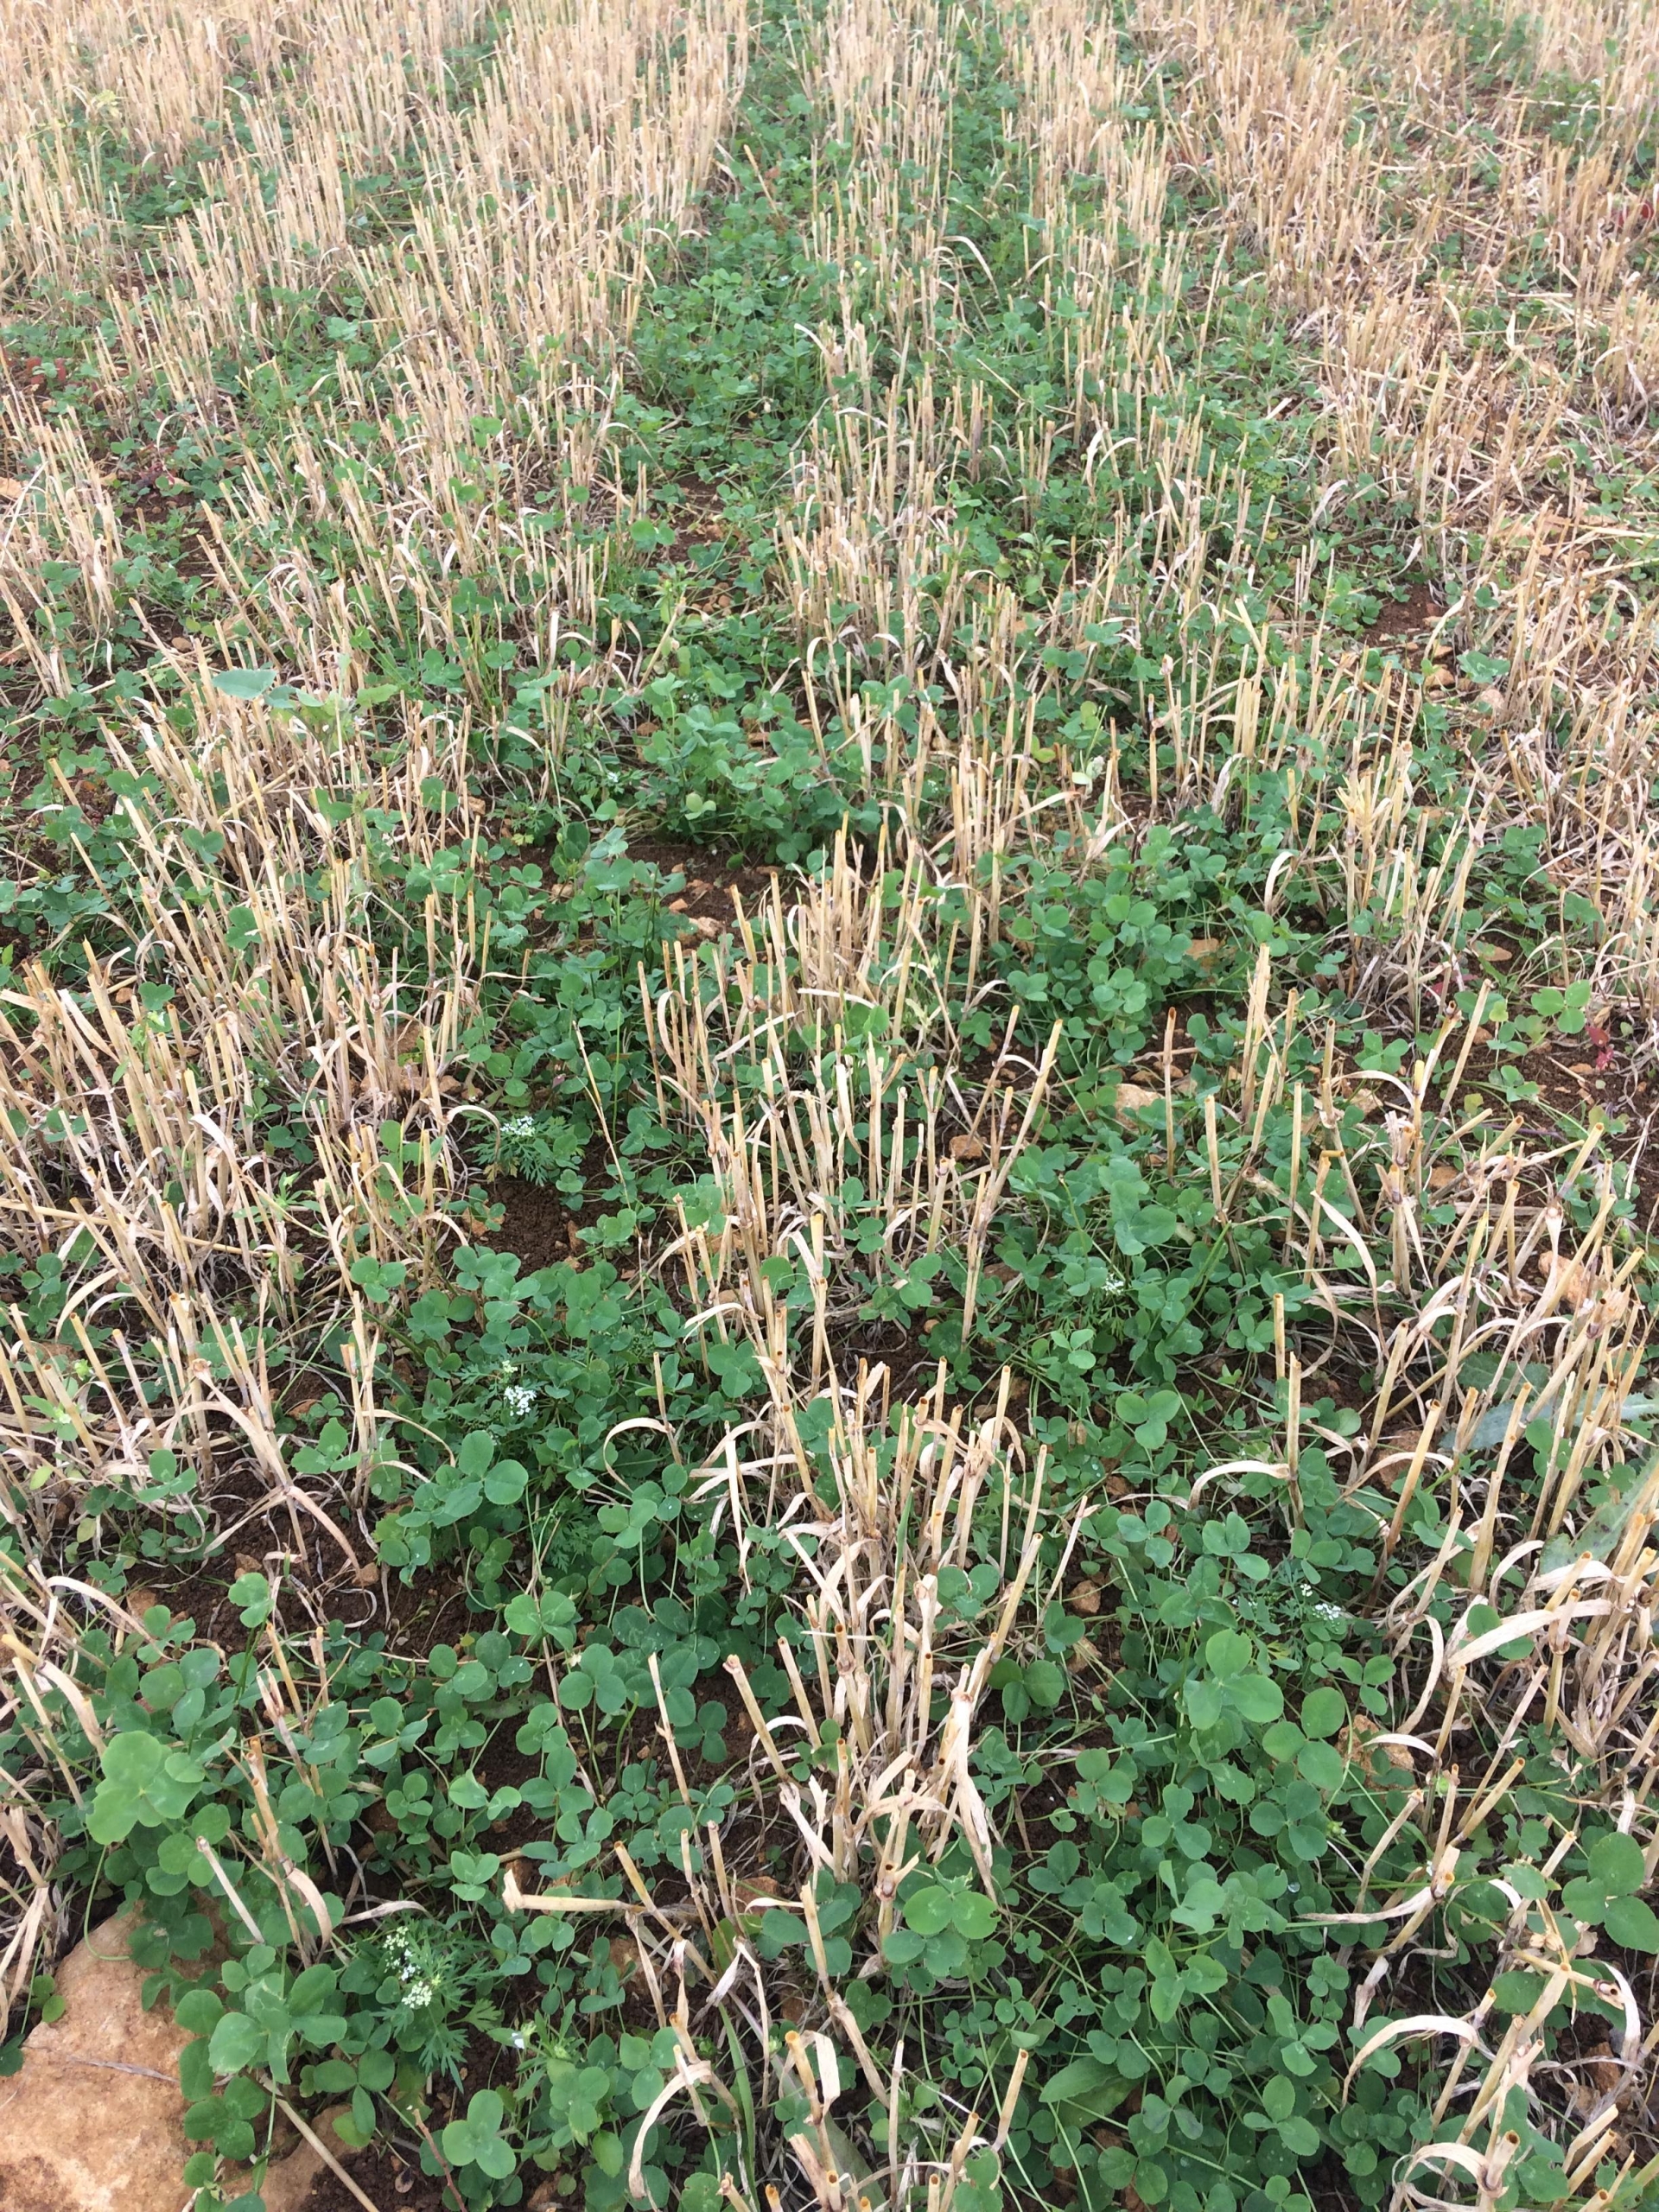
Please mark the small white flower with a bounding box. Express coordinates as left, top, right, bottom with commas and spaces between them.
1313, 1603, 1344, 1622
504, 1383, 537, 1417
500, 1115, 536, 1139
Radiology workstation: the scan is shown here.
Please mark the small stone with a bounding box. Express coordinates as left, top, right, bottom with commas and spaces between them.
1344, 1714, 1414, 1775
608, 1935, 639, 1978
1113, 1082, 1161, 1123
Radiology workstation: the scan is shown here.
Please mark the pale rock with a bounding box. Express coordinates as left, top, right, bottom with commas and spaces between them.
0, 1922, 362, 2212
1112, 1082, 1162, 1122
0, 1910, 194, 2212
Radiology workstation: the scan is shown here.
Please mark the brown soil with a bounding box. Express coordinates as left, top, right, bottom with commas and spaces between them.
1438, 1013, 1659, 1228
487, 1176, 582, 1276
297, 2139, 456, 2209
657, 475, 729, 567
624, 834, 776, 925
1363, 578, 1442, 649
823, 1313, 938, 1398
143, 1450, 375, 1652
484, 1124, 615, 1277
372, 1565, 475, 1662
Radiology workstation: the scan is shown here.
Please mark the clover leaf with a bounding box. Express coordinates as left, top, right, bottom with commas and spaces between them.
1561, 1831, 1659, 1950
1457, 649, 1510, 686
991, 1653, 1067, 1724
899, 1885, 950, 1936
212, 666, 276, 702
1300, 1687, 1346, 1738
885, 1880, 1000, 1980
503, 1588, 578, 1647
208, 2008, 268, 2075
1116, 1387, 1182, 1444
1246, 2075, 1321, 2158
87, 1731, 205, 1845
545, 2060, 613, 2143
1185, 1630, 1284, 1733
1605, 1894, 1659, 1950
226, 1572, 274, 1629
442, 2088, 515, 2178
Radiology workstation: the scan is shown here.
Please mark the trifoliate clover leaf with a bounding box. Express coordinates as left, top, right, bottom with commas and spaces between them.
504, 1588, 577, 1644
87, 1731, 205, 1844
903, 1884, 997, 1941
227, 1572, 273, 1628
442, 2088, 515, 2177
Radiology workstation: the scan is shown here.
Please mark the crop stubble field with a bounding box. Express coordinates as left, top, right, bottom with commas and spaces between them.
3, 0, 1659, 2209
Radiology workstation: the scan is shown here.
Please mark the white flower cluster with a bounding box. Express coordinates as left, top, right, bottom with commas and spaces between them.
500, 1115, 536, 1139
503, 1382, 537, 1417
382, 1923, 438, 2010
